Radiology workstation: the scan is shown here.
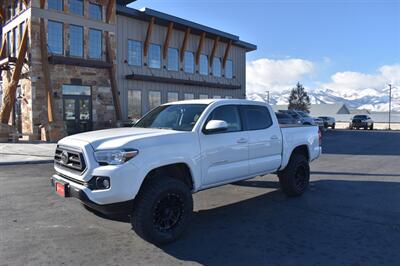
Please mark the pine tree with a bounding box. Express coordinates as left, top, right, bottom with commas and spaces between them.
288, 82, 311, 113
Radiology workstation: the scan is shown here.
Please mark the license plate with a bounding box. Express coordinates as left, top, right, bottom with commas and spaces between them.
55, 182, 66, 197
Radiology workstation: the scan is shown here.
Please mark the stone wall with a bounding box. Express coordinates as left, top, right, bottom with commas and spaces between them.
26, 0, 118, 140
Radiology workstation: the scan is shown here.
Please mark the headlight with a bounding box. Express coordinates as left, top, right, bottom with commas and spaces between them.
94, 149, 139, 165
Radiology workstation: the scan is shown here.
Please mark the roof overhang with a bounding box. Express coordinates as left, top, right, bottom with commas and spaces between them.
116, 0, 136, 5
116, 5, 257, 52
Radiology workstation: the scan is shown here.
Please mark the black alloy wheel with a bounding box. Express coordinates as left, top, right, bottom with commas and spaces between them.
153, 193, 185, 232
294, 164, 308, 192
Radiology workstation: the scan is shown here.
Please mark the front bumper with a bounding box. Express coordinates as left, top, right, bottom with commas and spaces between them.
51, 174, 134, 216
351, 122, 368, 127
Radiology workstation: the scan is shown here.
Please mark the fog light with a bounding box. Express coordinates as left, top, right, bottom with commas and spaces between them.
95, 176, 110, 189
102, 179, 110, 189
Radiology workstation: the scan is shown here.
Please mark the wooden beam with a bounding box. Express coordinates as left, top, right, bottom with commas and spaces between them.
180, 27, 191, 62
163, 22, 173, 60
143, 17, 155, 57
0, 7, 5, 22
0, 38, 7, 59
126, 73, 241, 90
222, 40, 232, 68
0, 20, 29, 124
23, 0, 29, 8
40, 0, 45, 9
106, 0, 115, 23
209, 36, 219, 67
40, 18, 55, 123
105, 31, 122, 121
196, 32, 206, 65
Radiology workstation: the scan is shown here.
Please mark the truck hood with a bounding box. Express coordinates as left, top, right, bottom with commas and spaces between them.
61, 127, 185, 150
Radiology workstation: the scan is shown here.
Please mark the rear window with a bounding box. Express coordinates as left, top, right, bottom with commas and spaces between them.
354, 115, 367, 119
242, 105, 272, 130
276, 113, 290, 119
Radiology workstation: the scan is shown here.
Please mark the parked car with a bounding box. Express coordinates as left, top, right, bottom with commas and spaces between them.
51, 99, 321, 244
279, 110, 316, 125
349, 115, 374, 130
313, 117, 326, 131
319, 116, 336, 129
275, 112, 300, 124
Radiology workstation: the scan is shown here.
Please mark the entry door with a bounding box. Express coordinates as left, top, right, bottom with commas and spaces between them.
63, 96, 92, 135
199, 105, 249, 187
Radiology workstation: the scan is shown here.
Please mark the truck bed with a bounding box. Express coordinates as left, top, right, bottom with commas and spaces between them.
278, 124, 321, 170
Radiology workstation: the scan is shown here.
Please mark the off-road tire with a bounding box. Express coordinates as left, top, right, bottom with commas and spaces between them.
131, 176, 193, 245
364, 125, 368, 130
331, 124, 335, 129
278, 154, 310, 197
370, 124, 374, 130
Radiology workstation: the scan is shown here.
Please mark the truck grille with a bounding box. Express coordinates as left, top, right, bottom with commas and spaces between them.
54, 145, 86, 174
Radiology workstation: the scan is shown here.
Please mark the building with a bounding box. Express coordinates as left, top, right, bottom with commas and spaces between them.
0, 0, 256, 141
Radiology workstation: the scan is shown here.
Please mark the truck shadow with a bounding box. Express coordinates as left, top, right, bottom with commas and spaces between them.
159, 179, 400, 266
322, 130, 400, 156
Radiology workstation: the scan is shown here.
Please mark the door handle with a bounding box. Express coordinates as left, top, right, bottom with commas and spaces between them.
270, 135, 279, 140
237, 138, 248, 144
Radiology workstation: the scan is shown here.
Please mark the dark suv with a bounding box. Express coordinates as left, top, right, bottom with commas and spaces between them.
349, 115, 374, 130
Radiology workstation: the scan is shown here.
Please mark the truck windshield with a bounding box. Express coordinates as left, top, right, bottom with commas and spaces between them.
134, 104, 208, 131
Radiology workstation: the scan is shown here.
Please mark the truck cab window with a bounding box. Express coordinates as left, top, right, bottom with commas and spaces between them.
206, 105, 241, 132
242, 105, 272, 130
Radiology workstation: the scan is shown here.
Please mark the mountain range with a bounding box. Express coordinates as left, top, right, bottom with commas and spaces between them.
247, 87, 400, 112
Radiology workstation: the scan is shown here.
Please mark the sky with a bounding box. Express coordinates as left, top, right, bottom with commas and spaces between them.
128, 0, 400, 94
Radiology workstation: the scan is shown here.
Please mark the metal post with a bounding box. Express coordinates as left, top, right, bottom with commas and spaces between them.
266, 90, 270, 105
388, 84, 392, 130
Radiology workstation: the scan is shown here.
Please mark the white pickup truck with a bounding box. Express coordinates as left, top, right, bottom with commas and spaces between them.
51, 99, 321, 244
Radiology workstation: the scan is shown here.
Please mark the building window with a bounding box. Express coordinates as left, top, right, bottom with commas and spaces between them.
12, 27, 18, 57
62, 85, 91, 95
89, 3, 102, 20
167, 48, 179, 71
88, 29, 102, 59
213, 95, 221, 99
213, 57, 221, 77
20, 21, 25, 45
48, 21, 63, 55
149, 91, 161, 110
7, 31, 11, 56
184, 51, 194, 73
12, 0, 18, 17
167, 92, 179, 103
225, 59, 233, 79
69, 0, 83, 16
128, 90, 142, 120
225, 96, 233, 99
199, 94, 208, 99
69, 25, 83, 57
148, 44, 161, 68
184, 93, 195, 100
199, 54, 208, 75
48, 0, 63, 11
127, 40, 141, 66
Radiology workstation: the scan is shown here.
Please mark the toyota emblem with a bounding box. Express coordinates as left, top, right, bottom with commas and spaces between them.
61, 151, 69, 164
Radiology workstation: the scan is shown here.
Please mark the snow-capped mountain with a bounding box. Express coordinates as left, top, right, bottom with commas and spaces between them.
247, 87, 400, 112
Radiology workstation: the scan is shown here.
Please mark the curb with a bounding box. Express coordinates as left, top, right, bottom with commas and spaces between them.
0, 160, 54, 166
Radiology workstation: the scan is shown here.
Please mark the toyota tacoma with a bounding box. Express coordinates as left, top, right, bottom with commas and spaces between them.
51, 99, 321, 244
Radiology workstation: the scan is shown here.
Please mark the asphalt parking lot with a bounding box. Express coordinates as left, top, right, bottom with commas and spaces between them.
1, 130, 400, 266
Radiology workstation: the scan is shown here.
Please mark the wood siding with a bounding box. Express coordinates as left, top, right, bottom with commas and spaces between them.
116, 14, 247, 119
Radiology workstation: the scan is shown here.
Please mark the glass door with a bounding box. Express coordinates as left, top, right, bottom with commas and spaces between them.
63, 95, 92, 135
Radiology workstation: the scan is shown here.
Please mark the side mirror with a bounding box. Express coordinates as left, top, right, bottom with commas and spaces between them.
204, 120, 228, 134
